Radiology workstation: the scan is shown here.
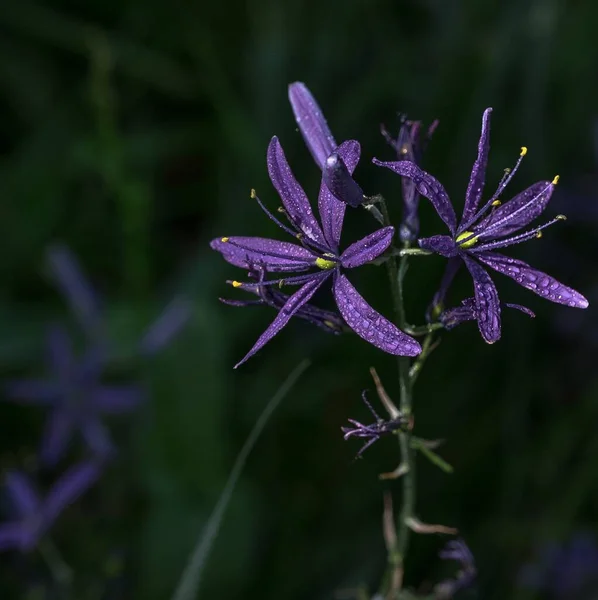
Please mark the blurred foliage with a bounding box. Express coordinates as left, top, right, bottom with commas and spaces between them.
0, 0, 597, 598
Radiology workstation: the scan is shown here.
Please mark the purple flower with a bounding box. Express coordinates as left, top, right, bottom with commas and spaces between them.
4, 325, 142, 466
381, 116, 439, 242
0, 462, 99, 552
220, 266, 348, 335
519, 533, 598, 599
288, 82, 365, 207
211, 137, 421, 367
434, 539, 476, 598
47, 244, 191, 356
374, 108, 589, 343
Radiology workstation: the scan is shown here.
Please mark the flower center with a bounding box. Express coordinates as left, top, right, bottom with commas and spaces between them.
315, 253, 337, 270
456, 231, 479, 249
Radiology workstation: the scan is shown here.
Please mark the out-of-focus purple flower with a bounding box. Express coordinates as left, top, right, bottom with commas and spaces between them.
46, 244, 191, 356
375, 108, 588, 344
342, 391, 410, 457
519, 533, 598, 598
211, 137, 421, 367
381, 116, 439, 243
288, 82, 365, 208
220, 266, 348, 335
439, 297, 535, 330
434, 539, 476, 599
0, 462, 99, 552
4, 325, 142, 465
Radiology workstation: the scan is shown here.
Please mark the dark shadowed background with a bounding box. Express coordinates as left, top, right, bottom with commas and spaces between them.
0, 0, 597, 598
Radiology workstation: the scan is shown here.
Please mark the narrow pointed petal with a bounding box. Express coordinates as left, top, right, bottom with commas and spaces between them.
91, 386, 142, 414
333, 274, 421, 356
373, 159, 457, 234
139, 297, 192, 355
5, 473, 39, 517
462, 256, 501, 343
267, 137, 326, 245
318, 140, 361, 250
0, 522, 25, 551
43, 462, 100, 526
340, 226, 395, 268
234, 273, 330, 368
4, 380, 59, 404
474, 180, 555, 240
462, 108, 492, 224
210, 236, 316, 272
81, 419, 115, 458
46, 245, 101, 335
288, 82, 336, 169
477, 252, 589, 308
322, 152, 364, 208
418, 235, 458, 258
40, 412, 73, 466
46, 325, 73, 381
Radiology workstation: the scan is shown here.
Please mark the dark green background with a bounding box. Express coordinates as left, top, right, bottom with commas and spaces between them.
0, 0, 597, 598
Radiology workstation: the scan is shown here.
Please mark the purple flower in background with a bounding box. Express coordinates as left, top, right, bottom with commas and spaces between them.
288, 82, 365, 208
4, 325, 142, 465
519, 533, 598, 599
0, 462, 99, 552
434, 539, 476, 598
381, 116, 439, 242
375, 108, 588, 343
220, 266, 348, 335
47, 244, 191, 356
211, 136, 421, 367
439, 297, 535, 330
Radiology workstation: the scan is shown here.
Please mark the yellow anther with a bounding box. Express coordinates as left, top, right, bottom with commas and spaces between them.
277, 206, 286, 213
295, 232, 304, 240
323, 320, 336, 329
556, 214, 567, 221
552, 175, 560, 185
504, 168, 512, 174
221, 237, 230, 243
456, 231, 479, 249
491, 200, 501, 207
315, 257, 337, 270
250, 188, 257, 199
430, 302, 444, 320
278, 280, 285, 288
520, 146, 528, 157
232, 281, 243, 288
535, 231, 543, 239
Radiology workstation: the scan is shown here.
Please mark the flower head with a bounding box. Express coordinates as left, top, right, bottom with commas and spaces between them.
288, 82, 365, 207
434, 539, 477, 598
381, 116, 439, 242
375, 108, 588, 343
4, 325, 142, 465
0, 462, 99, 552
211, 137, 421, 367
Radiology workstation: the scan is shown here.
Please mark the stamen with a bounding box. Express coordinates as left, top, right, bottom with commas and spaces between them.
221, 237, 230, 242
491, 200, 501, 207
228, 272, 327, 290
315, 255, 338, 270
251, 190, 308, 241
469, 214, 566, 253
552, 175, 560, 185
456, 230, 479, 249
232, 281, 242, 288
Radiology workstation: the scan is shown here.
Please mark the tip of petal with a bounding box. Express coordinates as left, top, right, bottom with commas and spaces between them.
578, 296, 589, 309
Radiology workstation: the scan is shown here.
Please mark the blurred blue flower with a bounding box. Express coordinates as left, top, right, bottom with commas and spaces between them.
5, 325, 142, 466
46, 244, 191, 356
434, 539, 476, 598
519, 533, 598, 598
0, 462, 99, 552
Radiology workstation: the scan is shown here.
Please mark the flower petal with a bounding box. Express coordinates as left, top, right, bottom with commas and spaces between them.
139, 297, 192, 355
373, 159, 457, 234
340, 226, 395, 268
418, 235, 458, 258
210, 236, 316, 272
91, 386, 143, 414
46, 325, 73, 382
0, 522, 25, 551
462, 256, 501, 343
43, 461, 100, 526
462, 108, 492, 225
4, 380, 60, 404
318, 140, 361, 250
474, 180, 555, 240
40, 412, 74, 467
267, 137, 326, 245
333, 274, 421, 356
477, 252, 589, 308
288, 82, 337, 169
322, 152, 364, 208
82, 419, 115, 458
234, 273, 330, 368
5, 472, 39, 517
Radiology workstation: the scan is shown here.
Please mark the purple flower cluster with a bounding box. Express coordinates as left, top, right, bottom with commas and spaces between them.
0, 245, 190, 555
